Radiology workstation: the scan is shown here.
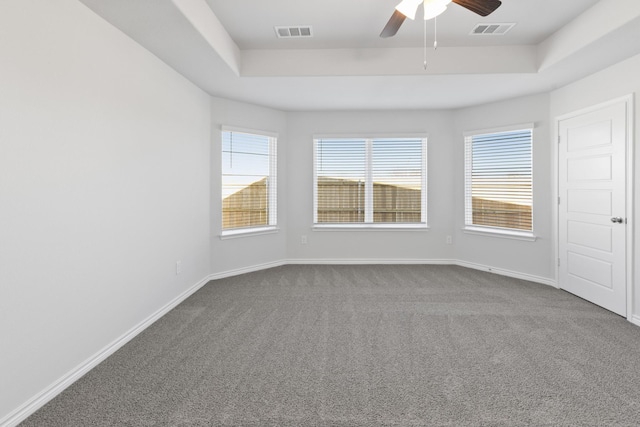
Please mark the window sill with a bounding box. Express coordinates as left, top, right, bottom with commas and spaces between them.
463, 226, 536, 241
313, 224, 429, 232
220, 226, 279, 240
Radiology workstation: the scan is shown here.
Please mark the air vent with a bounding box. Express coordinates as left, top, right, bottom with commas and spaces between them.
470, 23, 515, 35
274, 26, 313, 38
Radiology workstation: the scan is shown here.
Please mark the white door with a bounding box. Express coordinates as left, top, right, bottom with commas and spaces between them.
558, 100, 628, 316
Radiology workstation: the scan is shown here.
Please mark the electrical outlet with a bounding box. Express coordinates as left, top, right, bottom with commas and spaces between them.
446, 235, 452, 244
176, 260, 182, 275
301, 235, 308, 245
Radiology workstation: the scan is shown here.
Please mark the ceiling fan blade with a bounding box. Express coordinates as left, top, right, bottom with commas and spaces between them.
452, 0, 502, 16
380, 10, 407, 38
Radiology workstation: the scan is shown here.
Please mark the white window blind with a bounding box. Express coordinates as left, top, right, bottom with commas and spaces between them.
314, 137, 426, 225
372, 139, 424, 223
464, 128, 532, 232
222, 130, 277, 232
315, 139, 367, 223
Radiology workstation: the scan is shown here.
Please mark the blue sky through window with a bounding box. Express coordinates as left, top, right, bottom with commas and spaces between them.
222, 131, 270, 199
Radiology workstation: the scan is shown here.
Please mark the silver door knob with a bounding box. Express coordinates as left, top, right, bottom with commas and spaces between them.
611, 217, 624, 223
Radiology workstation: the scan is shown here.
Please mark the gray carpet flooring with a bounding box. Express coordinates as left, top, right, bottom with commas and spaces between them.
21, 265, 640, 426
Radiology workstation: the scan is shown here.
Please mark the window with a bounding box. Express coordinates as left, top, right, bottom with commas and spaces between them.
221, 128, 277, 235
314, 137, 427, 227
464, 125, 533, 236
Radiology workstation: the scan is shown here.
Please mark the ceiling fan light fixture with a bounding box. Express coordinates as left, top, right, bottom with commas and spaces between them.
423, 4, 447, 20
381, 0, 502, 39
423, 0, 451, 20
395, 0, 423, 20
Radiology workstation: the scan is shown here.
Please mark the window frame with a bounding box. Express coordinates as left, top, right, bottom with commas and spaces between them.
463, 123, 536, 241
220, 126, 278, 238
313, 135, 428, 230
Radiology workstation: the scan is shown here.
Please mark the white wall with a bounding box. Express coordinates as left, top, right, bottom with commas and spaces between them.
286, 110, 456, 262
210, 97, 288, 274
0, 0, 211, 423
452, 94, 554, 281
550, 53, 640, 321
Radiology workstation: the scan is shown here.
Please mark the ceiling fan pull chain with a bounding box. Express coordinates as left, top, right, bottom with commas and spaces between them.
434, 16, 438, 50
423, 18, 427, 69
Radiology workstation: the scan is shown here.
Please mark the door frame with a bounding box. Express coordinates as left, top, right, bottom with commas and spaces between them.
554, 94, 635, 322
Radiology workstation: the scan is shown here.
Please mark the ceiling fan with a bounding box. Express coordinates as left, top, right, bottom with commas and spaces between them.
380, 0, 502, 38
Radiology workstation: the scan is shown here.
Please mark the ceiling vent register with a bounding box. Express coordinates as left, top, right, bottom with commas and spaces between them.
275, 26, 313, 38
470, 23, 515, 35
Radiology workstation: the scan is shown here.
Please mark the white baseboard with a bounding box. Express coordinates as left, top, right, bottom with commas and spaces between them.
630, 315, 640, 328
208, 260, 287, 280
455, 260, 558, 288
214, 258, 556, 287
0, 274, 212, 427
287, 258, 456, 265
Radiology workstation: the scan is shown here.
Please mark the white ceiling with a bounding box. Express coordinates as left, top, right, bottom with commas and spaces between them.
205, 0, 598, 49
79, 0, 640, 111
